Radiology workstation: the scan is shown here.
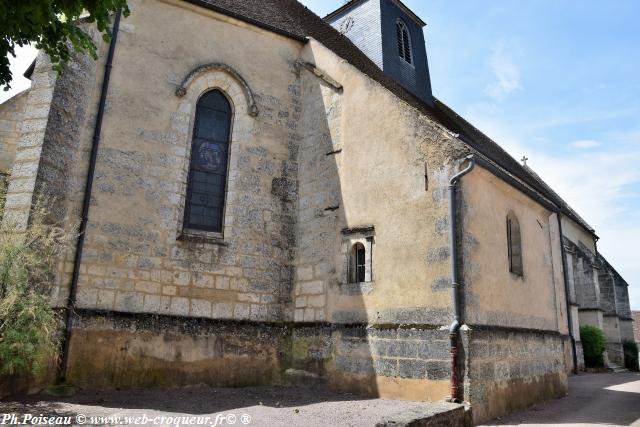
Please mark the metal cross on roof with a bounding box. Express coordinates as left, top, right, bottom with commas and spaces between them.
521, 156, 529, 166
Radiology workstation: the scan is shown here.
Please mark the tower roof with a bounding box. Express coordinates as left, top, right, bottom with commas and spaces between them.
324, 0, 426, 27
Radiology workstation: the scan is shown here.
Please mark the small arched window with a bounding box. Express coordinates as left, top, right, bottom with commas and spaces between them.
396, 20, 412, 65
349, 242, 366, 283
183, 90, 232, 233
506, 212, 523, 276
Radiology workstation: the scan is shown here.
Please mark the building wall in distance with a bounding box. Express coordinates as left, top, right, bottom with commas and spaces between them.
0, 90, 29, 174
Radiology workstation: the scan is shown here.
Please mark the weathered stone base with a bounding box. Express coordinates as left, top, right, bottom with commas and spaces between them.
6, 312, 570, 426
463, 327, 568, 424
65, 311, 453, 399
375, 402, 465, 427
67, 311, 295, 389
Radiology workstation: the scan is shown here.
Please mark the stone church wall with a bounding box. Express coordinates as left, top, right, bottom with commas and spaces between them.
462, 328, 567, 424
460, 166, 569, 422
53, 0, 306, 322
0, 0, 591, 420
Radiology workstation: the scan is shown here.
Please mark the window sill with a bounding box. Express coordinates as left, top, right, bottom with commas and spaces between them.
340, 281, 374, 295
178, 229, 228, 246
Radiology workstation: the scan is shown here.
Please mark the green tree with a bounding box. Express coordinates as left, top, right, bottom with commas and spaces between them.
0, 0, 130, 90
580, 325, 606, 368
623, 340, 639, 371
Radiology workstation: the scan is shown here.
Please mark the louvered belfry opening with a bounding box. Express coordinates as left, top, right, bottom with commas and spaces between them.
396, 20, 412, 64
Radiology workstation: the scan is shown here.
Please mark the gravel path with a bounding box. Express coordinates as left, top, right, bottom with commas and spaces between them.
481, 372, 640, 426
0, 384, 440, 427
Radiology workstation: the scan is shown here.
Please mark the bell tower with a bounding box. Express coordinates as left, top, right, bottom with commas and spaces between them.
325, 0, 434, 106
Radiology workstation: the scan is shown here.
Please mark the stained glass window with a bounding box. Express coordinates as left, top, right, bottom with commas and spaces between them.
507, 212, 523, 276
184, 90, 231, 232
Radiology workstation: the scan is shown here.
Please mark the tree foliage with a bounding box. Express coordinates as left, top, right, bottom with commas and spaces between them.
0, 0, 130, 90
580, 325, 606, 368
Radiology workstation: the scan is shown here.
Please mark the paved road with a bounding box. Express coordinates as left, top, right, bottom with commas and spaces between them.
482, 372, 640, 426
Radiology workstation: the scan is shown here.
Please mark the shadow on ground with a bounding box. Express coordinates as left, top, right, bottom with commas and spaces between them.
1, 384, 445, 427
0, 384, 367, 414
482, 372, 640, 426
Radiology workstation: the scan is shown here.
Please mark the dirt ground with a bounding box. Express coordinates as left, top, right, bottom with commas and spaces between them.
481, 371, 640, 427
0, 384, 443, 427
1, 372, 638, 426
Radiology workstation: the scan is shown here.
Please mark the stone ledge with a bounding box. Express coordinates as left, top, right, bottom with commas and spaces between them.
376, 402, 465, 427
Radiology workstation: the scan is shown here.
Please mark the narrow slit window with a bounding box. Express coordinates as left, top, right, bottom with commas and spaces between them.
396, 20, 412, 64
349, 242, 366, 283
506, 212, 523, 276
183, 90, 232, 233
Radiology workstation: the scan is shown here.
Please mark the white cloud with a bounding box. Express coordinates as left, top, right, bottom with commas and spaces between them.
484, 43, 523, 101
0, 44, 38, 104
465, 109, 640, 309
569, 139, 601, 149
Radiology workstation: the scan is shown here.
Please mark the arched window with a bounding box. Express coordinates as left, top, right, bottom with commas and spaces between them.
183, 90, 232, 233
349, 242, 366, 283
506, 212, 523, 276
396, 20, 412, 65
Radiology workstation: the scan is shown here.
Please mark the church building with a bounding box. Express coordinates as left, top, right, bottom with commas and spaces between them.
0, 0, 635, 423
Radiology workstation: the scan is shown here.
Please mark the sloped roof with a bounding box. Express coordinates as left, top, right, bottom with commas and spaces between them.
184, 0, 596, 235
522, 164, 596, 235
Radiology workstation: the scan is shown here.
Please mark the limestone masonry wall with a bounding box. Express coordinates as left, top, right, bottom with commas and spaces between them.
463, 328, 567, 424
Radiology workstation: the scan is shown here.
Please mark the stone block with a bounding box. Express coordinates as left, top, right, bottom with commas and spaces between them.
211, 302, 234, 319
115, 291, 144, 312
173, 271, 190, 286
307, 294, 325, 307
238, 292, 260, 303
143, 294, 161, 312
216, 276, 230, 290
296, 265, 314, 281
300, 281, 324, 295
398, 359, 427, 379
96, 290, 115, 310
234, 303, 251, 319
162, 285, 177, 296
168, 297, 189, 316
190, 299, 212, 317
374, 358, 399, 377
76, 288, 98, 308
193, 274, 214, 288
135, 281, 160, 294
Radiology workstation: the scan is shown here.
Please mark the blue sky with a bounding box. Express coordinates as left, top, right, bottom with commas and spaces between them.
2, 1, 639, 308
305, 0, 640, 309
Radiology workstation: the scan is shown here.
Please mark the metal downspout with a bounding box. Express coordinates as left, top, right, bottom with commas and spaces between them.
447, 154, 475, 402
59, 10, 122, 381
556, 213, 579, 374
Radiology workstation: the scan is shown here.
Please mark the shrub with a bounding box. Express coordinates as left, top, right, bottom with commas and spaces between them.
0, 198, 74, 376
581, 325, 606, 368
623, 340, 639, 371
